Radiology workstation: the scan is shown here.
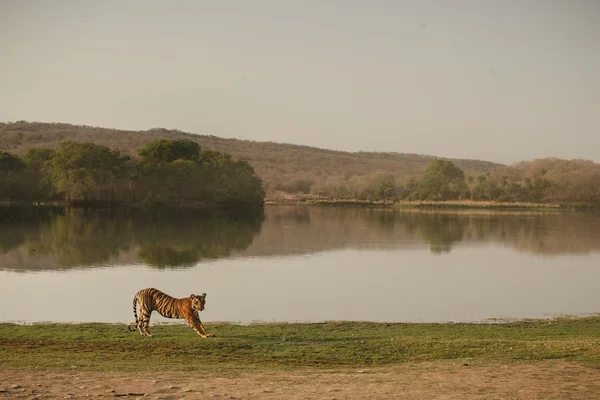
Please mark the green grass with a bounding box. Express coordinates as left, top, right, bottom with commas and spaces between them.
1, 318, 599, 372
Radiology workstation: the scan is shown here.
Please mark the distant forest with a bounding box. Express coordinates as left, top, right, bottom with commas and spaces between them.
1, 122, 599, 205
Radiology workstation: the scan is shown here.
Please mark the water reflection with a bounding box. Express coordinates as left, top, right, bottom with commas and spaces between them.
409, 213, 466, 254
0, 206, 264, 270
242, 207, 600, 258
1, 205, 599, 271
134, 208, 264, 268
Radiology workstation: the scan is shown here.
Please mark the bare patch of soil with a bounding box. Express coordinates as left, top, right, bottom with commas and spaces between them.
1, 361, 599, 399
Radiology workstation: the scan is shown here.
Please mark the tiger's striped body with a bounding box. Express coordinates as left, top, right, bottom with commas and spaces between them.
130, 288, 214, 338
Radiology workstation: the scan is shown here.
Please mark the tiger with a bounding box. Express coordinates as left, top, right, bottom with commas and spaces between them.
128, 288, 215, 338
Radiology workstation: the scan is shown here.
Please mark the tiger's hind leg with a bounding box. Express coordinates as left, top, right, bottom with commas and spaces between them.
135, 313, 145, 336
136, 320, 147, 336
139, 312, 153, 337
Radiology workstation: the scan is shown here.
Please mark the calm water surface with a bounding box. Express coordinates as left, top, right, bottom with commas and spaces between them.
1, 205, 599, 323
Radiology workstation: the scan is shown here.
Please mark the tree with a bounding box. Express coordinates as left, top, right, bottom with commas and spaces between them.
419, 160, 469, 200
204, 158, 265, 204
471, 174, 490, 200
527, 172, 552, 202
373, 173, 395, 200
136, 147, 265, 205
196, 149, 232, 167
0, 151, 27, 200
138, 139, 200, 163
501, 176, 508, 195
404, 178, 420, 200
22, 148, 55, 170
50, 141, 128, 202
20, 148, 56, 200
0, 151, 26, 172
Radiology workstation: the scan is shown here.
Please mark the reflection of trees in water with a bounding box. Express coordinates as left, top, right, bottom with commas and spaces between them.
476, 212, 600, 255
29, 208, 132, 266
0, 206, 264, 269
137, 247, 199, 268
1, 206, 599, 270
409, 213, 467, 254
134, 207, 264, 268
271, 207, 311, 224
247, 207, 600, 257
0, 206, 59, 253
414, 211, 600, 255
374, 210, 396, 234
410, 211, 600, 255
254, 207, 466, 255
0, 210, 28, 253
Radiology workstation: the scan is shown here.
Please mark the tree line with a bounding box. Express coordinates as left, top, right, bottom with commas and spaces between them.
0, 122, 499, 197
0, 139, 265, 206
312, 159, 579, 204
2, 122, 599, 205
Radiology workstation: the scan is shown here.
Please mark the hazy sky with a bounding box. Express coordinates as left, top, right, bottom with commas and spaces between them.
1, 1, 599, 164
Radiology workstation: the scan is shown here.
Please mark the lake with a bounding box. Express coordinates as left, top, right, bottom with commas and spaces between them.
1, 205, 599, 324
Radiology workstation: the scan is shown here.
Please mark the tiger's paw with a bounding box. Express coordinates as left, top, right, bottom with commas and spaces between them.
207, 333, 216, 338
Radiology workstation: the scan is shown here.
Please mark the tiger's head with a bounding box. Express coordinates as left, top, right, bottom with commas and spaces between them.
190, 293, 207, 311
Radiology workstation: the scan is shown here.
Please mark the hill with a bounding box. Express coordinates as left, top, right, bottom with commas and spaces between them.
0, 121, 501, 196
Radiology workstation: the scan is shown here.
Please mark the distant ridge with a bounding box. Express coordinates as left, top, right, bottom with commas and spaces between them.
0, 121, 502, 195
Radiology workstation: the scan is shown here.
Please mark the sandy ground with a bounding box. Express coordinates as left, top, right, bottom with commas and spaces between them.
1, 361, 599, 399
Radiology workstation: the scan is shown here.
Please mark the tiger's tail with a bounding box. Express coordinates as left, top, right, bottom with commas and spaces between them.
128, 294, 139, 332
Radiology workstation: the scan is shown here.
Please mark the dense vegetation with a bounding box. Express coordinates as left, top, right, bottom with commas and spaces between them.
0, 137, 265, 206
1, 121, 599, 205
404, 159, 555, 203
310, 156, 599, 204
0, 121, 498, 197
2, 317, 599, 371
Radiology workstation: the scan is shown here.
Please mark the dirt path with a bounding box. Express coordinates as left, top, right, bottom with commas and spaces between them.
1, 361, 599, 399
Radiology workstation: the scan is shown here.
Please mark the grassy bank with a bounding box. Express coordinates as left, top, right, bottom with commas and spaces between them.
264, 198, 586, 210
1, 317, 599, 372
394, 200, 564, 209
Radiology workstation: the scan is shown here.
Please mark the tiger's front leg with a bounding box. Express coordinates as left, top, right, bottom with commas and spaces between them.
193, 322, 215, 338
189, 316, 215, 338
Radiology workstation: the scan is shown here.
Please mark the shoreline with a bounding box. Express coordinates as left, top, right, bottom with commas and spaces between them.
2, 199, 598, 210
0, 200, 264, 209
265, 198, 598, 210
